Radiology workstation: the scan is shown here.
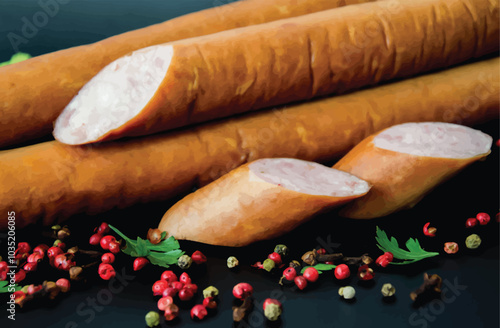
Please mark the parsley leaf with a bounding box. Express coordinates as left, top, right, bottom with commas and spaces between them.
300, 263, 336, 274
0, 280, 21, 293
375, 226, 439, 265
109, 224, 184, 268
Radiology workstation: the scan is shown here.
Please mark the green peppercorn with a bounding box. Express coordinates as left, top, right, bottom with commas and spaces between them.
338, 286, 356, 300
203, 286, 219, 299
264, 303, 282, 321
381, 283, 396, 297
21, 285, 29, 294
274, 244, 289, 257
145, 311, 160, 327
263, 258, 276, 272
465, 234, 481, 249
177, 255, 192, 269
227, 256, 239, 269
51, 225, 61, 231
53, 239, 63, 247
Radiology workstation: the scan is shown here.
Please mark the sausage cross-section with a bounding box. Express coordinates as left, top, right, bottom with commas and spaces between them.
158, 158, 371, 246
333, 122, 493, 219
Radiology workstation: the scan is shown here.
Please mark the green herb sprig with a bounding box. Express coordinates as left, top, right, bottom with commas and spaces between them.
300, 263, 336, 274
375, 226, 439, 265
109, 225, 184, 268
0, 280, 21, 294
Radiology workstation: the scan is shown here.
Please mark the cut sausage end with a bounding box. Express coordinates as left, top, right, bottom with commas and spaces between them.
53, 45, 174, 145
249, 158, 371, 197
374, 122, 493, 159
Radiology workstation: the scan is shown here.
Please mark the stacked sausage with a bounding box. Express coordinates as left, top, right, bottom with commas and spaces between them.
1, 0, 498, 244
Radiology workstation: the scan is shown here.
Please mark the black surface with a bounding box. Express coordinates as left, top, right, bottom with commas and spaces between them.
0, 1, 499, 328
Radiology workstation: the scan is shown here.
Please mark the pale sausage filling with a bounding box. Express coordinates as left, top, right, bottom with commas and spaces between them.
373, 122, 492, 159
249, 158, 370, 197
53, 45, 174, 144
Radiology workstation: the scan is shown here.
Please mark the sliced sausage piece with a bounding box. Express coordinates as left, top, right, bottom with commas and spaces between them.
158, 158, 371, 246
53, 0, 499, 145
333, 122, 493, 219
0, 0, 371, 148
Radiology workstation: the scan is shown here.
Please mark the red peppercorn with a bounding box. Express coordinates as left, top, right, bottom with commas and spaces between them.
232, 282, 253, 299
164, 303, 179, 321
171, 281, 184, 291
179, 272, 192, 285
190, 304, 208, 320
33, 244, 49, 256
161, 270, 178, 283
466, 218, 478, 228
152, 280, 169, 296
13, 291, 26, 305
27, 253, 43, 263
157, 296, 173, 311
56, 278, 71, 292
334, 264, 350, 280
101, 253, 115, 264
303, 267, 319, 282
358, 265, 374, 280
99, 235, 116, 250
14, 270, 26, 283
47, 246, 63, 259
17, 242, 31, 254
496, 139, 500, 147
27, 284, 43, 295
89, 233, 102, 245
162, 287, 178, 298
98, 263, 116, 280
191, 250, 207, 264
184, 283, 198, 294
179, 288, 194, 301
108, 241, 121, 254
203, 297, 217, 309
23, 262, 37, 272
375, 252, 393, 267
53, 253, 75, 271
444, 242, 459, 254
282, 267, 297, 281
97, 222, 110, 235
423, 222, 437, 237
55, 241, 66, 251
133, 257, 149, 271
325, 261, 334, 265
316, 248, 326, 255
0, 261, 7, 272
476, 212, 490, 225
0, 271, 7, 281
268, 252, 282, 265
294, 276, 307, 290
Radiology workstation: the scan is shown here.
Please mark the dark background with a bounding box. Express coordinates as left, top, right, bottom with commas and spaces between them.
0, 1, 499, 328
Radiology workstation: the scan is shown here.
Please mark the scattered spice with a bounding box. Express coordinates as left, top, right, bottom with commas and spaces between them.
133, 257, 149, 271
203, 286, 219, 299
443, 242, 459, 254
147, 228, 163, 245
334, 264, 350, 280
227, 256, 239, 269
268, 252, 282, 265
145, 311, 160, 327
263, 298, 283, 321
303, 267, 319, 282
294, 275, 307, 290
423, 222, 437, 237
375, 252, 394, 267
233, 283, 253, 299
358, 265, 374, 281
476, 212, 490, 225
301, 251, 317, 266
274, 244, 289, 257
465, 218, 478, 228
203, 296, 217, 309
177, 255, 192, 270
233, 296, 253, 322
342, 254, 372, 266
164, 303, 179, 321
410, 273, 442, 301
465, 234, 481, 249
338, 286, 356, 300
161, 270, 177, 283
190, 304, 208, 320
263, 258, 276, 272
157, 296, 173, 311
381, 283, 396, 297
191, 250, 207, 264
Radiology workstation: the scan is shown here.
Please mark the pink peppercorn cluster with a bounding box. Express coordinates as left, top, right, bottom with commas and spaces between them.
151, 270, 214, 322
465, 212, 493, 228
232, 283, 283, 322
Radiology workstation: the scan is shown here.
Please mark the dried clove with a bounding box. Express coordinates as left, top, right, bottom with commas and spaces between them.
301, 251, 317, 266
316, 252, 344, 263
410, 273, 442, 301
343, 253, 373, 266
233, 296, 253, 322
